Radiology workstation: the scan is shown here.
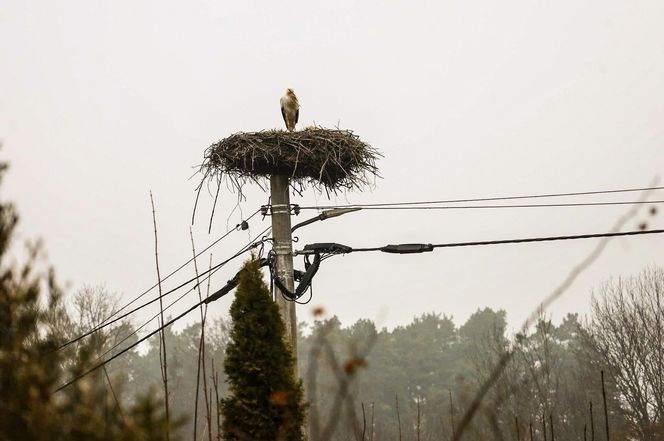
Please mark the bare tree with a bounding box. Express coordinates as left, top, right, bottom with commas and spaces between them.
587, 267, 664, 440
72, 284, 119, 334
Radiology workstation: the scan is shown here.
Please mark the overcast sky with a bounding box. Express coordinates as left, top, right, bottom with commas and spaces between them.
1, 1, 663, 335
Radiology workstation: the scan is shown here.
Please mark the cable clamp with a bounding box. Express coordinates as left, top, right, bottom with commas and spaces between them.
381, 243, 434, 254
260, 204, 301, 216
303, 243, 352, 254
273, 243, 293, 256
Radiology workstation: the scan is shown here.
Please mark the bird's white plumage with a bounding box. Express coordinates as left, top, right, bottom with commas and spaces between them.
280, 89, 300, 132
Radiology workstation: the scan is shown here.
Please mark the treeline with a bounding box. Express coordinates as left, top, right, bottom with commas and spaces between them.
299, 310, 609, 441
63, 268, 663, 440
5, 264, 664, 440
296, 268, 664, 440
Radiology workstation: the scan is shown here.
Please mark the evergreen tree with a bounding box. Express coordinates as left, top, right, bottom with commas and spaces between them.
0, 159, 177, 440
221, 259, 305, 440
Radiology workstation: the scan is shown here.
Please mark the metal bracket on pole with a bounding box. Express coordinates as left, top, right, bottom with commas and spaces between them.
260, 204, 301, 217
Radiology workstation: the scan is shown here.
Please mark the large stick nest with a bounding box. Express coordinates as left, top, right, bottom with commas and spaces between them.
200, 127, 381, 196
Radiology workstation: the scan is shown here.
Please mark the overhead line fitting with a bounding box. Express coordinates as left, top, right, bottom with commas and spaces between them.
294, 229, 664, 256
261, 203, 301, 217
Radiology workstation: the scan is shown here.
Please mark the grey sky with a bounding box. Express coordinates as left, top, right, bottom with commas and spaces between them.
1, 0, 662, 334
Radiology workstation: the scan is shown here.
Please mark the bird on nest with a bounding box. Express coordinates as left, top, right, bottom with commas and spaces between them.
280, 88, 300, 132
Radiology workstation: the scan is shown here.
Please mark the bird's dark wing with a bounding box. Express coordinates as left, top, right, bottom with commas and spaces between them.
295, 108, 299, 125
281, 105, 287, 127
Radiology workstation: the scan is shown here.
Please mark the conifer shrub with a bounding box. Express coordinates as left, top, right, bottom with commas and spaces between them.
221, 259, 305, 440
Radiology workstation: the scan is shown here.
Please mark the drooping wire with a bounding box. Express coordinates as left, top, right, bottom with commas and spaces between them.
57, 209, 261, 351
90, 233, 265, 364
55, 227, 272, 392
299, 185, 664, 210
344, 229, 664, 253
113, 208, 258, 315
89, 226, 271, 361
300, 200, 663, 211
268, 248, 322, 303
56, 296, 204, 393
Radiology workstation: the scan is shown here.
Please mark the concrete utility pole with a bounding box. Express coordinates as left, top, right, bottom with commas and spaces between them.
269, 175, 298, 364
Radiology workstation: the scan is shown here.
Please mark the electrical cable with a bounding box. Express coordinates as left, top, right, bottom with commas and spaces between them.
88, 226, 272, 363
300, 200, 663, 211
299, 185, 664, 210
55, 229, 272, 393
268, 250, 321, 301
57, 218, 264, 351
98, 282, 198, 367
341, 229, 664, 253
65, 208, 260, 347
56, 294, 208, 393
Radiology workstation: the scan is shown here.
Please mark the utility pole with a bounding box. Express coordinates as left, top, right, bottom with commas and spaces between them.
269, 175, 298, 365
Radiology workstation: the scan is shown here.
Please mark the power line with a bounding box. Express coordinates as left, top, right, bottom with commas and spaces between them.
55, 229, 272, 393
56, 227, 662, 392
94, 226, 271, 364
96, 255, 231, 363
57, 219, 266, 351
336, 229, 664, 253
299, 185, 664, 210
56, 293, 206, 393
77, 208, 259, 341
301, 200, 663, 211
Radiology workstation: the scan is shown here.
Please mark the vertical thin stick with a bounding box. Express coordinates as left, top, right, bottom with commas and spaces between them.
515, 416, 520, 441
212, 360, 221, 440
206, 252, 214, 298
370, 402, 374, 441
529, 421, 534, 441
208, 386, 214, 439
601, 371, 610, 441
206, 254, 215, 441
361, 402, 367, 441
208, 180, 221, 234
191, 234, 202, 441
549, 414, 554, 441
542, 413, 547, 441
150, 191, 170, 440
190, 228, 212, 441
584, 423, 587, 441
395, 394, 402, 441
103, 366, 126, 424
440, 414, 446, 440
104, 384, 108, 440
416, 397, 421, 441
449, 389, 456, 440
590, 401, 595, 441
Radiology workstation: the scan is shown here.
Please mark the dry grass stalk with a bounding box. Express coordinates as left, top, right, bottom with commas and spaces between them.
396, 394, 402, 441
150, 191, 170, 440
190, 228, 212, 441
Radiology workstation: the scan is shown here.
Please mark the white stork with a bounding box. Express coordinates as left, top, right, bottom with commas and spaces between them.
280, 88, 300, 132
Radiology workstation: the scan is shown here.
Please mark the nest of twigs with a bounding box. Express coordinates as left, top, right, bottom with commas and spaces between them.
199, 127, 381, 197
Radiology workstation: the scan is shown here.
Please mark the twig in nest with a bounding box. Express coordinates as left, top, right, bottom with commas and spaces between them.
195, 127, 381, 226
